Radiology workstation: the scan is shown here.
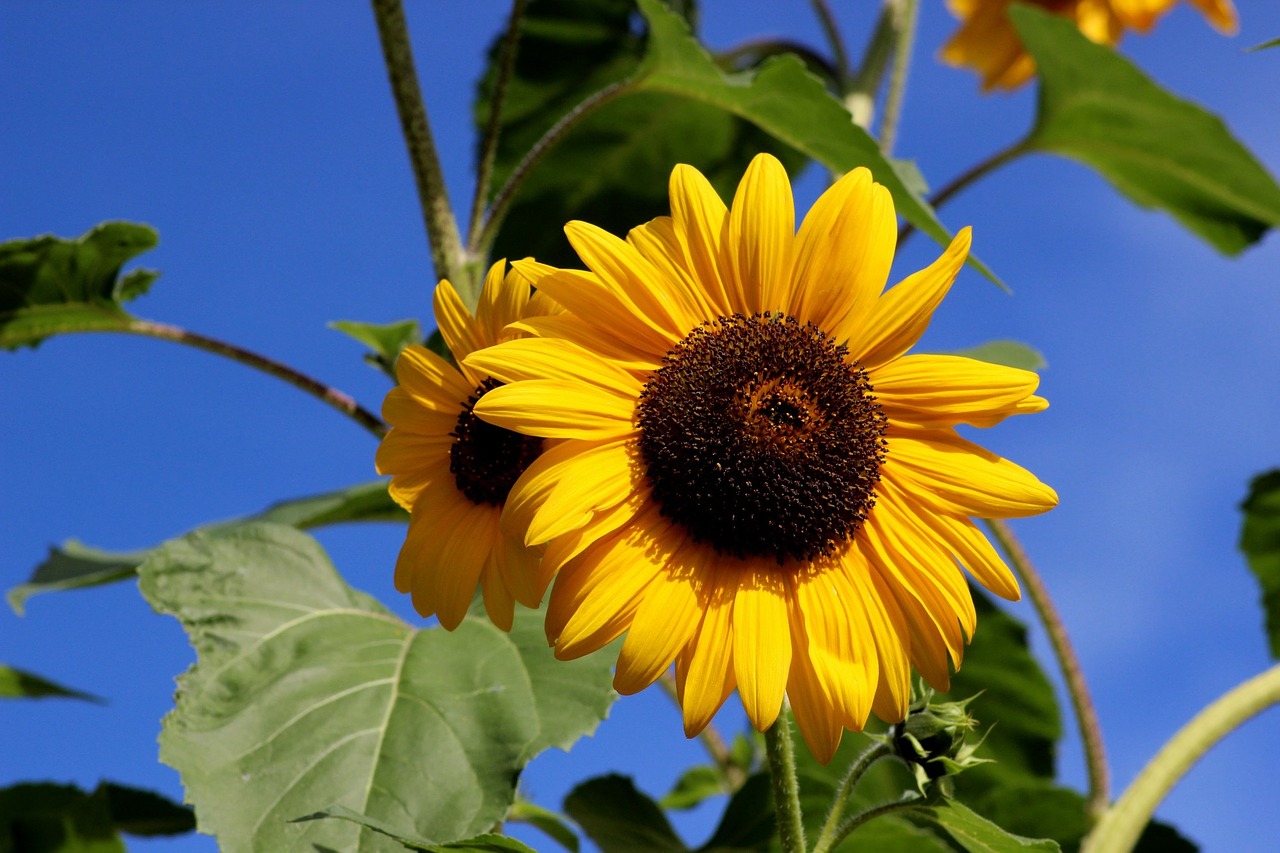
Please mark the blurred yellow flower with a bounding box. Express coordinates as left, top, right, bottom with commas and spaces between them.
376, 262, 558, 630
943, 0, 1237, 90
465, 154, 1058, 761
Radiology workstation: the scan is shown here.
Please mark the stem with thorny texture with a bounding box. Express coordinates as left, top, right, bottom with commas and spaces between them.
896, 139, 1028, 248
986, 518, 1110, 817
124, 319, 387, 439
1083, 664, 1280, 853
764, 710, 807, 853
370, 0, 470, 294
812, 741, 893, 853
467, 0, 528, 250
657, 672, 747, 790
877, 0, 919, 156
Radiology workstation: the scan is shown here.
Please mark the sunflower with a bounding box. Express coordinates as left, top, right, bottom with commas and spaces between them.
463, 154, 1057, 761
943, 0, 1237, 90
376, 261, 558, 631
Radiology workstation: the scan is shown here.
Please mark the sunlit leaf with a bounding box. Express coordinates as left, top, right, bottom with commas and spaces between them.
563, 775, 688, 852
139, 523, 614, 851
909, 799, 1059, 852
0, 222, 157, 350
0, 782, 194, 852
1240, 469, 1280, 659
331, 318, 423, 379
949, 341, 1046, 373
0, 663, 104, 703
1014, 6, 1280, 255
508, 800, 581, 853
7, 480, 406, 613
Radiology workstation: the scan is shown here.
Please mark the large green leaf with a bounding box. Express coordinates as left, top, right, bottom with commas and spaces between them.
1240, 469, 1280, 659
0, 222, 157, 349
0, 663, 103, 703
294, 806, 540, 852
0, 782, 194, 853
482, 0, 805, 268
138, 523, 616, 851
331, 318, 424, 380
563, 775, 687, 853
909, 799, 1059, 852
1014, 6, 1280, 255
7, 480, 406, 614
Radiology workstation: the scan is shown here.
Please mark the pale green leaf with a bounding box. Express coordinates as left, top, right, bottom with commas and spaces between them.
331, 318, 423, 379
1014, 6, 1280, 254
139, 523, 615, 852
294, 805, 539, 852
660, 765, 725, 810
909, 799, 1059, 852
508, 800, 580, 852
0, 222, 157, 349
948, 341, 1046, 372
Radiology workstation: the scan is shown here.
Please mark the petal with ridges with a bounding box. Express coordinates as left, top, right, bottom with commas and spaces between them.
614, 549, 703, 695
480, 549, 516, 632
871, 354, 1041, 425
511, 314, 661, 376
862, 565, 912, 722
929, 512, 1021, 601
786, 618, 845, 764
669, 164, 735, 315
727, 154, 796, 314
627, 216, 721, 320
793, 563, 874, 730
392, 346, 474, 410
465, 337, 643, 399
433, 279, 484, 364
733, 563, 793, 731
520, 439, 641, 546
539, 494, 644, 591
473, 380, 637, 440
427, 505, 502, 631
681, 564, 737, 736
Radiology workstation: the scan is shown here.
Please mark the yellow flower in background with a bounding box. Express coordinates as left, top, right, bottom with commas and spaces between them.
943, 0, 1237, 90
376, 262, 558, 631
464, 154, 1058, 761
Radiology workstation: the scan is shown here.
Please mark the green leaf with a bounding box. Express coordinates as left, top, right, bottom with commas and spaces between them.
1014, 6, 1280, 255
294, 805, 539, 852
139, 523, 615, 852
482, 0, 805, 269
7, 480, 406, 614
1240, 469, 1280, 659
0, 782, 193, 852
909, 799, 1059, 852
509, 800, 581, 853
331, 318, 423, 380
563, 775, 688, 852
695, 772, 773, 852
0, 222, 158, 350
660, 765, 726, 810
633, 0, 995, 283
948, 340, 1046, 373
1245, 36, 1280, 52
0, 663, 104, 703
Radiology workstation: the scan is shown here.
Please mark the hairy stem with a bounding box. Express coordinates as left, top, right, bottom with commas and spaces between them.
765, 710, 807, 853
1083, 664, 1280, 853
824, 798, 920, 851
878, 0, 919, 156
468, 0, 528, 250
987, 518, 1110, 816
845, 3, 897, 130
123, 320, 386, 438
370, 0, 470, 293
813, 741, 893, 853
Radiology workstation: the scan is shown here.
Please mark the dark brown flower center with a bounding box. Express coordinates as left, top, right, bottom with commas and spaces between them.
451, 378, 544, 506
636, 313, 886, 563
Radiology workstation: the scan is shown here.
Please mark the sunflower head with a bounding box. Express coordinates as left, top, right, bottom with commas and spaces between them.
464, 154, 1057, 761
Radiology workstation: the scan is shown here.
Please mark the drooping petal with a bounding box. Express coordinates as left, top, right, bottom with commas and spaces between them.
792, 562, 875, 731
433, 278, 484, 366
786, 616, 846, 764
732, 561, 793, 731
479, 548, 516, 632
391, 346, 474, 413
679, 564, 738, 736
614, 544, 705, 694
928, 512, 1021, 601
726, 153, 796, 314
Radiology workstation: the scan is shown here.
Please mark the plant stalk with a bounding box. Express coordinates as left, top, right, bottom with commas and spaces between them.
813, 741, 892, 853
468, 0, 528, 250
896, 140, 1028, 247
764, 709, 807, 853
878, 0, 919, 156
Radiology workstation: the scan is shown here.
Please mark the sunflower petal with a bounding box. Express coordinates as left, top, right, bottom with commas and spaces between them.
786, 619, 846, 764
504, 437, 640, 546
871, 354, 1042, 426
465, 337, 643, 399
614, 550, 703, 694
472, 380, 636, 440
433, 278, 484, 365
681, 565, 738, 736
727, 153, 796, 313
669, 163, 734, 315
733, 563, 793, 731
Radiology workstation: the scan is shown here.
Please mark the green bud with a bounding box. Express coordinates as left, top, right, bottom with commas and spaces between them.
887, 688, 990, 793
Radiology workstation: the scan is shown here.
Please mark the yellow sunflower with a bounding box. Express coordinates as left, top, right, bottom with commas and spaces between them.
376, 261, 558, 631
463, 154, 1057, 761
943, 0, 1237, 90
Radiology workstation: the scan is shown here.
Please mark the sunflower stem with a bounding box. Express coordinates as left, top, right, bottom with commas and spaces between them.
370, 0, 474, 297
878, 0, 919, 156
896, 139, 1028, 247
822, 796, 921, 851
764, 709, 807, 853
808, 0, 850, 80
845, 3, 897, 131
813, 741, 892, 853
657, 672, 747, 790
986, 518, 1110, 817
467, 0, 528, 250
1083, 663, 1280, 853
123, 319, 387, 439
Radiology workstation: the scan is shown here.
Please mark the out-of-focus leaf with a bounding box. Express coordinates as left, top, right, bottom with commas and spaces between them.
0, 782, 193, 852
633, 0, 996, 283
509, 800, 581, 852
331, 318, 423, 379
963, 782, 1089, 852
1014, 6, 1280, 255
139, 523, 616, 852
1240, 469, 1280, 658
949, 341, 1046, 373
0, 222, 157, 349
909, 799, 1060, 852
660, 765, 726, 810
0, 663, 103, 703
1244, 36, 1280, 52
7, 480, 406, 614
695, 772, 773, 851
294, 805, 539, 852
563, 774, 688, 852
481, 0, 804, 268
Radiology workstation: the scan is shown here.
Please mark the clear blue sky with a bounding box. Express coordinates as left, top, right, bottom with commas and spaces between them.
4, 3, 1280, 851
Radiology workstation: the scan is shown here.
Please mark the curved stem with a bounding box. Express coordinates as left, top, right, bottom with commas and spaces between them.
824, 798, 920, 851
808, 0, 850, 79
764, 710, 807, 853
1083, 664, 1280, 853
845, 3, 897, 131
474, 80, 635, 260
813, 741, 893, 853
657, 672, 747, 790
370, 0, 469, 292
468, 0, 528, 250
986, 518, 1109, 816
878, 0, 919, 156
124, 319, 387, 439
717, 37, 841, 88
896, 139, 1028, 248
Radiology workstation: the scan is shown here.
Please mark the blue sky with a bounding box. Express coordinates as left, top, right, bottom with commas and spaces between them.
4, 2, 1280, 851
